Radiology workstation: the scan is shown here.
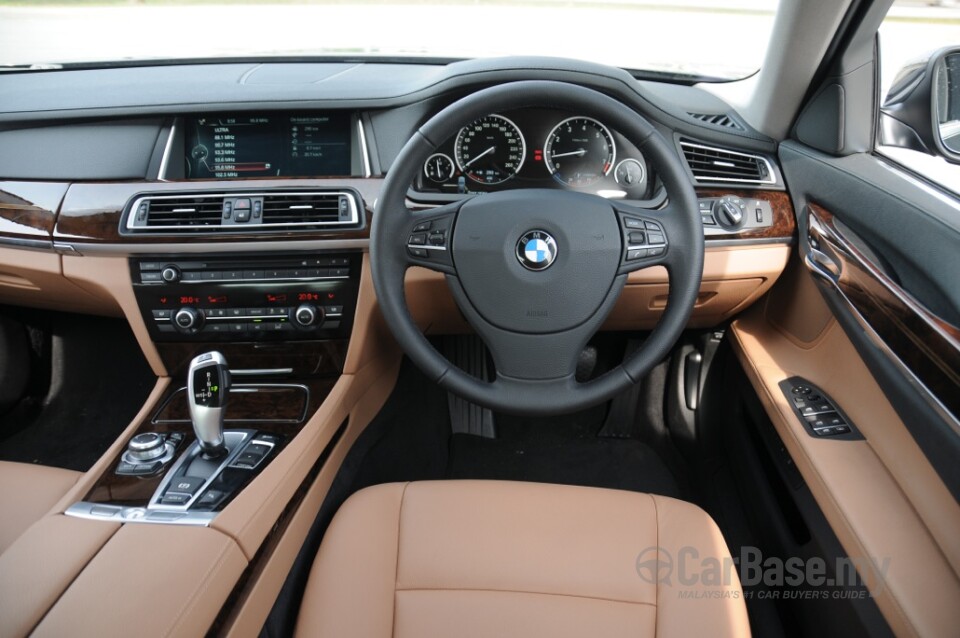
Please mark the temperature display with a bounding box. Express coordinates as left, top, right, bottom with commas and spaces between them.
298, 292, 321, 302
180, 295, 201, 305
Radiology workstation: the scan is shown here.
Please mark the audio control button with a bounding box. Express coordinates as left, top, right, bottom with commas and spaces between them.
160, 266, 181, 283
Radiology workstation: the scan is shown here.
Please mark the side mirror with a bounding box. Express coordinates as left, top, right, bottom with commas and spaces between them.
881, 46, 960, 164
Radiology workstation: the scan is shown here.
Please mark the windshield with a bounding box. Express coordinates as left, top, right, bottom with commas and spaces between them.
0, 0, 781, 80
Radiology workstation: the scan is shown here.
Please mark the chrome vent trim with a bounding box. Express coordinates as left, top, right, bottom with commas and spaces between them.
679, 140, 776, 185
687, 112, 744, 131
125, 191, 360, 233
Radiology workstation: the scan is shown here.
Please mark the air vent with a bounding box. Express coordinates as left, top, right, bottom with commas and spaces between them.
261, 193, 346, 225
136, 195, 225, 228
679, 140, 775, 185
687, 112, 744, 131
125, 191, 360, 233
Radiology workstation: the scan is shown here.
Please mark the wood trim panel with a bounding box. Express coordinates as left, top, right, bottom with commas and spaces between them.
696, 188, 796, 241
49, 180, 793, 246
807, 203, 960, 423
83, 376, 336, 507
53, 178, 380, 243
0, 181, 68, 241
156, 340, 348, 379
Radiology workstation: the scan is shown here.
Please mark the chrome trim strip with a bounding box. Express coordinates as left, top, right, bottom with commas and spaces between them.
62, 238, 370, 256
65, 502, 217, 526
140, 275, 349, 285
157, 120, 177, 181
680, 141, 777, 185
0, 236, 54, 250
407, 244, 447, 251
230, 368, 294, 376
125, 190, 360, 232
358, 117, 372, 178
50, 237, 787, 257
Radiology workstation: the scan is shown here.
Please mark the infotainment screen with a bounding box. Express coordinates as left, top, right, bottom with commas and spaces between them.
185, 112, 352, 179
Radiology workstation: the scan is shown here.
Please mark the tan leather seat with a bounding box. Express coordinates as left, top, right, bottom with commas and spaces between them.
297, 480, 750, 637
0, 461, 80, 555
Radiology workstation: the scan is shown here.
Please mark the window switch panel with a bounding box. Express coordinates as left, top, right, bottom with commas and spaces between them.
779, 377, 863, 440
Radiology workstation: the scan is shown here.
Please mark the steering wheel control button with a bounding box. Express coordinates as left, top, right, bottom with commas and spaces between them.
516, 230, 559, 271
618, 215, 667, 267
412, 220, 432, 233
408, 246, 429, 258
428, 232, 446, 246
408, 233, 427, 245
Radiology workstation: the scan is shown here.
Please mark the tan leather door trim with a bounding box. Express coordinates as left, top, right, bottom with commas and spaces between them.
730, 257, 960, 638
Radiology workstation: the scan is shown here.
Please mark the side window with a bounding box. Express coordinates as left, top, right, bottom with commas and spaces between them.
876, 3, 960, 192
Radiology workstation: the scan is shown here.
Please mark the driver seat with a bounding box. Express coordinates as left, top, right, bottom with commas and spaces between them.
296, 480, 750, 637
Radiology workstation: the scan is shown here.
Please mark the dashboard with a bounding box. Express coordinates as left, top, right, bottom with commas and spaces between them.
0, 57, 795, 338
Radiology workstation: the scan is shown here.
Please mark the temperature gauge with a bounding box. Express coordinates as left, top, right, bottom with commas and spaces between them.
424, 153, 455, 183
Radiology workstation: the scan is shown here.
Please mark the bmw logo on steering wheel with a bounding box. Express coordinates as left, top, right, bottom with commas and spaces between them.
516, 230, 558, 271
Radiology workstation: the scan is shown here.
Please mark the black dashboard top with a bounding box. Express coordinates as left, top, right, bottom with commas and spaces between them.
0, 57, 780, 185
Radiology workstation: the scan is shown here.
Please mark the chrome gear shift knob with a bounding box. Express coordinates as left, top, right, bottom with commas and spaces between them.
187, 351, 230, 457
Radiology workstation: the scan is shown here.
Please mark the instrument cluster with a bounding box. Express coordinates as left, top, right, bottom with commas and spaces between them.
412, 108, 652, 199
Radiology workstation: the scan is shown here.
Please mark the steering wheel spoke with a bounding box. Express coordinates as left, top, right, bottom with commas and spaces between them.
404, 201, 461, 275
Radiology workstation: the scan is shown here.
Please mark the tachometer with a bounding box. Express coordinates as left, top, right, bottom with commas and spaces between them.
454, 114, 526, 185
544, 117, 616, 187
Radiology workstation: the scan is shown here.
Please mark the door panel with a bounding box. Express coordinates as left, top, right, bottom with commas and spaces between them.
727, 139, 960, 636
778, 141, 960, 499
729, 260, 960, 638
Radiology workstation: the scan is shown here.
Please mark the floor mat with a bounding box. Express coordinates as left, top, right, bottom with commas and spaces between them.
0, 312, 155, 471
448, 406, 684, 498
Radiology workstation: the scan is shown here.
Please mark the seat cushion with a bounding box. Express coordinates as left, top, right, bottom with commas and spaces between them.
0, 461, 80, 555
296, 480, 750, 638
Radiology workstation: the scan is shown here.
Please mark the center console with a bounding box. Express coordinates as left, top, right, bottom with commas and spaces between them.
131, 252, 360, 342
66, 249, 363, 527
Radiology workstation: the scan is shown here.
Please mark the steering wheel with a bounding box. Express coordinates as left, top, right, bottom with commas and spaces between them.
371, 81, 703, 416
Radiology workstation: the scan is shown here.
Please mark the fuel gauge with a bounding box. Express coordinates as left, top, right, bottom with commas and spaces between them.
424, 153, 455, 183
614, 158, 645, 187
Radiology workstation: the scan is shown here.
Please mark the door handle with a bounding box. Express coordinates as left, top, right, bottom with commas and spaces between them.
806, 245, 841, 282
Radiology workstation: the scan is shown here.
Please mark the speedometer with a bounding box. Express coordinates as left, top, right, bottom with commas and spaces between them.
454, 114, 526, 185
544, 117, 616, 187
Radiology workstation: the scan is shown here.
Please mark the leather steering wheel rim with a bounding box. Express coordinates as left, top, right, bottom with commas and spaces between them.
372, 80, 704, 416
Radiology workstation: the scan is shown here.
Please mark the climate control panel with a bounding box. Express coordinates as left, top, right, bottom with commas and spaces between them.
131, 253, 360, 342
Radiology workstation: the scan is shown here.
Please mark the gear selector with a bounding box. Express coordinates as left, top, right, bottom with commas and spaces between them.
187, 351, 231, 457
